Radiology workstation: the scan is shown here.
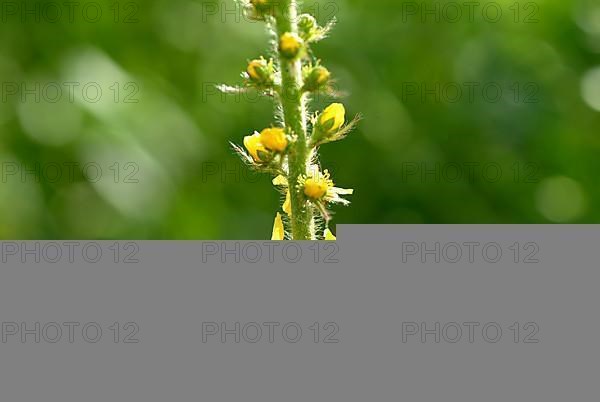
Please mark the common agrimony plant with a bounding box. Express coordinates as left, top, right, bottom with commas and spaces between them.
221, 0, 358, 240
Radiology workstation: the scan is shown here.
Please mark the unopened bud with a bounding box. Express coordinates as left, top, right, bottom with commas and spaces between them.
250, 0, 274, 13
303, 65, 330, 91
298, 14, 318, 42
316, 103, 345, 134
246, 58, 274, 87
279, 32, 303, 59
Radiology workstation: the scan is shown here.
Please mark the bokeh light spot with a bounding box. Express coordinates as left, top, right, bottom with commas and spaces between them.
536, 176, 587, 222
17, 84, 84, 146
580, 66, 600, 111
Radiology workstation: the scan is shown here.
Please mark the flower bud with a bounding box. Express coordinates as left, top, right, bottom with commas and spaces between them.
317, 103, 345, 134
259, 127, 288, 152
246, 58, 273, 86
250, 0, 272, 13
303, 65, 330, 92
297, 14, 318, 42
279, 32, 303, 59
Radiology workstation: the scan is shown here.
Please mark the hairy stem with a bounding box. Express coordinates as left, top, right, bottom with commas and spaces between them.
275, 0, 313, 240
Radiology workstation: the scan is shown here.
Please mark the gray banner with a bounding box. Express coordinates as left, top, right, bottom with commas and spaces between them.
1, 225, 598, 401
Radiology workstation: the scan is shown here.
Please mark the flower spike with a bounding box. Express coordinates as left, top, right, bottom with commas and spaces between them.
225, 0, 358, 239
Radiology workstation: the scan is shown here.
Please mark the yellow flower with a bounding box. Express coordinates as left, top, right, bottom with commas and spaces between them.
243, 132, 267, 162
260, 127, 288, 152
283, 191, 292, 215
304, 176, 329, 200
279, 32, 303, 58
271, 212, 284, 240
324, 228, 336, 240
301, 169, 353, 205
318, 103, 345, 133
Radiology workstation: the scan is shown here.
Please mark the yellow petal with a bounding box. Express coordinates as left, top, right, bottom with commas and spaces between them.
243, 133, 266, 162
332, 187, 354, 195
324, 228, 336, 240
283, 191, 292, 216
318, 103, 345, 133
271, 212, 284, 240
260, 127, 288, 152
272, 175, 288, 186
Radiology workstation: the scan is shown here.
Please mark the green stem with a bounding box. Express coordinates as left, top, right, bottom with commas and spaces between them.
275, 0, 313, 240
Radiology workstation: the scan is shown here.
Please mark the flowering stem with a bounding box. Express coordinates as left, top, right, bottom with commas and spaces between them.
275, 0, 313, 240
231, 1, 354, 240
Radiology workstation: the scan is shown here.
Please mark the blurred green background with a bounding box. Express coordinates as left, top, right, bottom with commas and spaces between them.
1, 0, 599, 238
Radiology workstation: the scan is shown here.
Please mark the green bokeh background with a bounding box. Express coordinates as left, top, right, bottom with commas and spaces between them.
1, 0, 599, 238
